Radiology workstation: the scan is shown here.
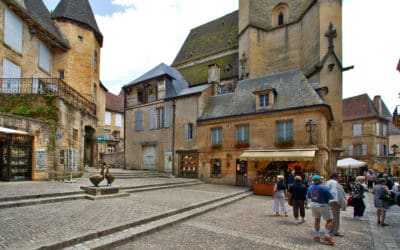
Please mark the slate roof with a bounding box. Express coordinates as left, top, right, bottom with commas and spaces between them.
106, 92, 124, 113
199, 69, 329, 121
123, 63, 200, 98
172, 10, 238, 66
52, 0, 103, 46
172, 11, 239, 85
343, 94, 391, 121
22, 0, 70, 48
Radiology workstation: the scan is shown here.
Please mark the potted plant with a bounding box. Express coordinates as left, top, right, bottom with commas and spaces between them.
275, 138, 294, 148
235, 142, 250, 149
211, 144, 222, 150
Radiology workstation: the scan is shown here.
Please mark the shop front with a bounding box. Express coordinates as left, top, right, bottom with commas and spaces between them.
0, 127, 32, 181
239, 148, 318, 196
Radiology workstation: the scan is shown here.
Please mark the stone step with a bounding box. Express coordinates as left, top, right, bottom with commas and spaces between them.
37, 190, 252, 250
0, 181, 203, 208
0, 193, 86, 209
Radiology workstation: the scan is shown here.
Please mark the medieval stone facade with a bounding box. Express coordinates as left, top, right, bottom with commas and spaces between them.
125, 0, 347, 186
0, 0, 105, 181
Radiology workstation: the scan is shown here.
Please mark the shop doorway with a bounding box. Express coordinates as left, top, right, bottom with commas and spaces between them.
236, 160, 247, 186
0, 134, 32, 181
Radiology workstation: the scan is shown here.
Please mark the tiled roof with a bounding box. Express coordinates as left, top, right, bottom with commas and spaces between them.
172, 11, 239, 86
343, 94, 391, 121
172, 11, 238, 66
199, 69, 328, 121
24, 0, 70, 48
106, 92, 124, 113
123, 63, 190, 99
52, 0, 103, 46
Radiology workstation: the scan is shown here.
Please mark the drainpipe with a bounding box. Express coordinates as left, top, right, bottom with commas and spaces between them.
172, 99, 176, 176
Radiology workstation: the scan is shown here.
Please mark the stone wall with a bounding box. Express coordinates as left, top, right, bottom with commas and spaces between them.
101, 152, 124, 168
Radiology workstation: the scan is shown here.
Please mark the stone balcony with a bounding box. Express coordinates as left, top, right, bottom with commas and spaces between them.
0, 78, 96, 116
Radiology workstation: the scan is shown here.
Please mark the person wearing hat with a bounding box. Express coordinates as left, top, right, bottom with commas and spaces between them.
325, 172, 347, 236
273, 175, 288, 216
307, 175, 335, 245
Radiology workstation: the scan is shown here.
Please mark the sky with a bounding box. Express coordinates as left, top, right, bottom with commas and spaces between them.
43, 0, 400, 113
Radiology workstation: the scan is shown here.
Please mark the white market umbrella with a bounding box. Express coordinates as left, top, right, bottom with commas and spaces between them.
337, 158, 367, 169
336, 158, 367, 176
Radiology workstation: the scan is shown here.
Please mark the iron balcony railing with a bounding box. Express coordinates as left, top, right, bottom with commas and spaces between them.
0, 78, 96, 116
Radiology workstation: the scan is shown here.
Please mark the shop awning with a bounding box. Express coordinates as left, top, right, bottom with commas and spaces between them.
239, 148, 317, 161
0, 127, 29, 135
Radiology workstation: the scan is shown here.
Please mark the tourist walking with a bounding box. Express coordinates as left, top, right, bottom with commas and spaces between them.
307, 175, 335, 245
288, 175, 307, 223
325, 173, 347, 236
373, 178, 391, 226
351, 176, 367, 219
273, 175, 288, 216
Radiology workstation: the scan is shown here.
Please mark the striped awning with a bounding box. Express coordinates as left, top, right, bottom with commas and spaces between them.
239, 148, 317, 161
0, 127, 29, 135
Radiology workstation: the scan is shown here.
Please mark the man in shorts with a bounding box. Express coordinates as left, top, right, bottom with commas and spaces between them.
307, 175, 334, 245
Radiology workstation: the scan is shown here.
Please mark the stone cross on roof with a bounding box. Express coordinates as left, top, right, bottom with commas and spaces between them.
325, 22, 337, 51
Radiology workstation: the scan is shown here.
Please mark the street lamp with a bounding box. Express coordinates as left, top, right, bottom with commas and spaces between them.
305, 119, 316, 144
390, 144, 398, 175
391, 144, 398, 157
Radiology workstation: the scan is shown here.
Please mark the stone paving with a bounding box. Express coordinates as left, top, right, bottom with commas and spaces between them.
116, 194, 377, 250
0, 177, 398, 250
0, 182, 247, 250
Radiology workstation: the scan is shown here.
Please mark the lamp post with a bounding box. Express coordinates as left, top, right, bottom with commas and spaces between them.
305, 119, 316, 144
390, 144, 398, 175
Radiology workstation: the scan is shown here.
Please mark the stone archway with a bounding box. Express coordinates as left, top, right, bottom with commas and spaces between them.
84, 126, 96, 167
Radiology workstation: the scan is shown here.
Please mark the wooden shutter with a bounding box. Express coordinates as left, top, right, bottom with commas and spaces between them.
149, 108, 155, 129
135, 111, 143, 131
184, 124, 188, 140
164, 105, 170, 128
4, 9, 22, 53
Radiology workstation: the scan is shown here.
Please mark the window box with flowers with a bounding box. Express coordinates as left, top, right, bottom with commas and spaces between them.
235, 142, 250, 149
211, 144, 222, 150
275, 138, 294, 148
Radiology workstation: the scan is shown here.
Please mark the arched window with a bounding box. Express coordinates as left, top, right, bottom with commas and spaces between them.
272, 3, 289, 27
278, 12, 284, 25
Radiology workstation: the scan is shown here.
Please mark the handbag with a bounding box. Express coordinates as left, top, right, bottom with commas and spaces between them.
346, 196, 353, 206
380, 194, 393, 203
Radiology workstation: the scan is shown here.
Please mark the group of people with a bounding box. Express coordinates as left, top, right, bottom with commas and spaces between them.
271, 170, 396, 246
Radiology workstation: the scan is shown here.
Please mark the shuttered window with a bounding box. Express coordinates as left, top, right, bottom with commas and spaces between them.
135, 111, 143, 131
276, 120, 293, 141
115, 114, 122, 127
348, 144, 353, 156
4, 8, 23, 53
2, 59, 21, 93
39, 41, 51, 73
211, 127, 222, 145
184, 123, 193, 140
149, 108, 155, 129
163, 105, 170, 128
105, 112, 111, 125
236, 124, 249, 143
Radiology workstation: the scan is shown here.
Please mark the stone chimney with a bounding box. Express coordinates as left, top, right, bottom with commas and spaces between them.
373, 95, 382, 116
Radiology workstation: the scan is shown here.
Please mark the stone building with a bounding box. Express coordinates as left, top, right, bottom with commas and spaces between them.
0, 0, 105, 181
104, 91, 124, 154
123, 63, 210, 173
342, 94, 392, 173
125, 0, 349, 186
170, 0, 347, 185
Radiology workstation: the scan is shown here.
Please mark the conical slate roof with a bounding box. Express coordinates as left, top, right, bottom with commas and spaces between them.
52, 0, 103, 46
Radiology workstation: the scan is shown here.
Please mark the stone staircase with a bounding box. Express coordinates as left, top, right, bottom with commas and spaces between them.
36, 190, 252, 250
85, 168, 174, 179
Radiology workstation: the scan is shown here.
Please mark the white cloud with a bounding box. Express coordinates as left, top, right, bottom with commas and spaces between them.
343, 0, 400, 112
97, 0, 238, 94
98, 0, 400, 112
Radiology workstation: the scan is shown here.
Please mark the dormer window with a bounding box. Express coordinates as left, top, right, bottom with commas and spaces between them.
254, 88, 276, 110
260, 94, 269, 107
